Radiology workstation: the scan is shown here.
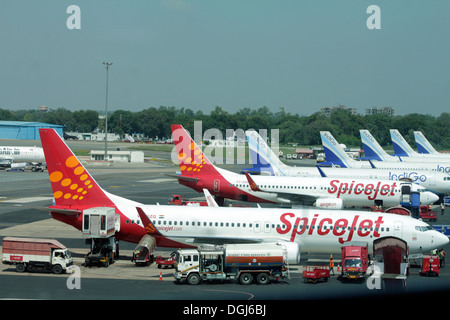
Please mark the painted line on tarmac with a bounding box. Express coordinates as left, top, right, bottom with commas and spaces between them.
1, 197, 53, 203
201, 289, 254, 300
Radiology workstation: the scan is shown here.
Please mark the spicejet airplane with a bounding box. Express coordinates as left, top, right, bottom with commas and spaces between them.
38, 128, 449, 262
245, 129, 450, 194
414, 131, 450, 157
321, 131, 450, 175
0, 146, 45, 169
390, 129, 450, 164
244, 172, 438, 209
171, 125, 439, 208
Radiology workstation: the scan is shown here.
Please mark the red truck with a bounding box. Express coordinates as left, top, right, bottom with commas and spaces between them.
341, 242, 369, 280
2, 237, 73, 274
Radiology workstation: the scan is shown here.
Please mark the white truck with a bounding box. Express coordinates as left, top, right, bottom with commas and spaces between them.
2, 237, 73, 274
174, 243, 289, 285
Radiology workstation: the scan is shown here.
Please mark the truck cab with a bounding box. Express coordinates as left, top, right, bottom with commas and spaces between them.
51, 249, 72, 273
341, 242, 369, 280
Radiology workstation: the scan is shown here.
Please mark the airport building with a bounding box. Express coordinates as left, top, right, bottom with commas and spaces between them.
0, 121, 64, 140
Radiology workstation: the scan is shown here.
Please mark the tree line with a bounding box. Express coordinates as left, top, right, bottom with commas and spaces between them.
1, 106, 449, 149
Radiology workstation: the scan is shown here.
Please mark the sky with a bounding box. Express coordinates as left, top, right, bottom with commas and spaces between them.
1, 0, 449, 116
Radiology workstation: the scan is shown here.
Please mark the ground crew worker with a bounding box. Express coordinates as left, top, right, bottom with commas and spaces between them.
441, 203, 445, 216
329, 256, 335, 275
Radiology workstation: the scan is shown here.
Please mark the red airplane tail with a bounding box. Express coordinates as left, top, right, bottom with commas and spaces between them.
39, 129, 115, 209
171, 124, 221, 180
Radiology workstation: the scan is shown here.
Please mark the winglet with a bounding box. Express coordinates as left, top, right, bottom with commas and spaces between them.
245, 172, 262, 192
203, 188, 219, 207
136, 207, 162, 236
316, 165, 326, 177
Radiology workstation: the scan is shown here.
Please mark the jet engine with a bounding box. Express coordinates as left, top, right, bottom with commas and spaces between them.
315, 198, 344, 210
277, 241, 301, 264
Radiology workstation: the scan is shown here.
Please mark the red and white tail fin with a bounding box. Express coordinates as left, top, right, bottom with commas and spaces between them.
39, 129, 115, 208
171, 124, 220, 178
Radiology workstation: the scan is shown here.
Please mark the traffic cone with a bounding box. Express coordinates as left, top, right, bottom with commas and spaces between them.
159, 271, 163, 281
337, 264, 340, 272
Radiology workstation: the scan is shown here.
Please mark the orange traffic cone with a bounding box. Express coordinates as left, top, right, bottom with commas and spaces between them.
159, 272, 163, 281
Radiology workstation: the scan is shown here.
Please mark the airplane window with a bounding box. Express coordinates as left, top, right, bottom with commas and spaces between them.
215, 222, 218, 227
243, 223, 246, 227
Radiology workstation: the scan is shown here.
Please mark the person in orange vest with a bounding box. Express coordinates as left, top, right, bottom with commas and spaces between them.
329, 255, 335, 275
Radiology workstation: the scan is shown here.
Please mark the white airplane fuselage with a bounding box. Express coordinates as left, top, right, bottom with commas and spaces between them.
245, 174, 438, 207
107, 191, 447, 256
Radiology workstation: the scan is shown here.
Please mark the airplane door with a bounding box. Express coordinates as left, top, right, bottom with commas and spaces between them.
214, 179, 220, 192
394, 221, 402, 238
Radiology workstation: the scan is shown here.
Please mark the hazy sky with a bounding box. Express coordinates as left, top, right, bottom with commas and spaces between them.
1, 1, 449, 116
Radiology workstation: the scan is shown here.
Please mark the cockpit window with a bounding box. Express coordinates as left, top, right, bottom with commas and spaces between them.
415, 226, 432, 232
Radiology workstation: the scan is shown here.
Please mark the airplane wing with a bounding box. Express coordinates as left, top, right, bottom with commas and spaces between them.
244, 172, 319, 205
11, 205, 82, 215
164, 173, 199, 183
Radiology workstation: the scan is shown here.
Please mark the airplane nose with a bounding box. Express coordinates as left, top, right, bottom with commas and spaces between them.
431, 193, 439, 203
434, 231, 449, 248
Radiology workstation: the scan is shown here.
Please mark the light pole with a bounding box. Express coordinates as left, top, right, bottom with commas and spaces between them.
103, 61, 112, 161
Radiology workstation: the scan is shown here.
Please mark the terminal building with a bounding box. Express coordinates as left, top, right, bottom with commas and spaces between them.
0, 121, 64, 140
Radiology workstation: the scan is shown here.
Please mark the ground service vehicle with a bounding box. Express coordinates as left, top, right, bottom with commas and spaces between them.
82, 207, 119, 267
420, 206, 438, 222
2, 237, 73, 274
341, 242, 369, 280
420, 255, 440, 277
174, 243, 289, 285
132, 235, 156, 266
168, 194, 208, 206
302, 266, 330, 283
156, 254, 176, 269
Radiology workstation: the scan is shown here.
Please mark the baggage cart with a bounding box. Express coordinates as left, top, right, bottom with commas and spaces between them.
302, 266, 330, 283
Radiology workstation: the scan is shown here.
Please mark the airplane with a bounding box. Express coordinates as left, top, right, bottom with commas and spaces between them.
244, 129, 450, 194
414, 131, 450, 157
321, 131, 450, 175
244, 171, 438, 209
38, 128, 449, 262
0, 145, 45, 171
390, 129, 450, 162
171, 125, 439, 208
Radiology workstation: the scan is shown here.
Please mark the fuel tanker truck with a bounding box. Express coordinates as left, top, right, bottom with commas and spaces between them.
174, 243, 289, 285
